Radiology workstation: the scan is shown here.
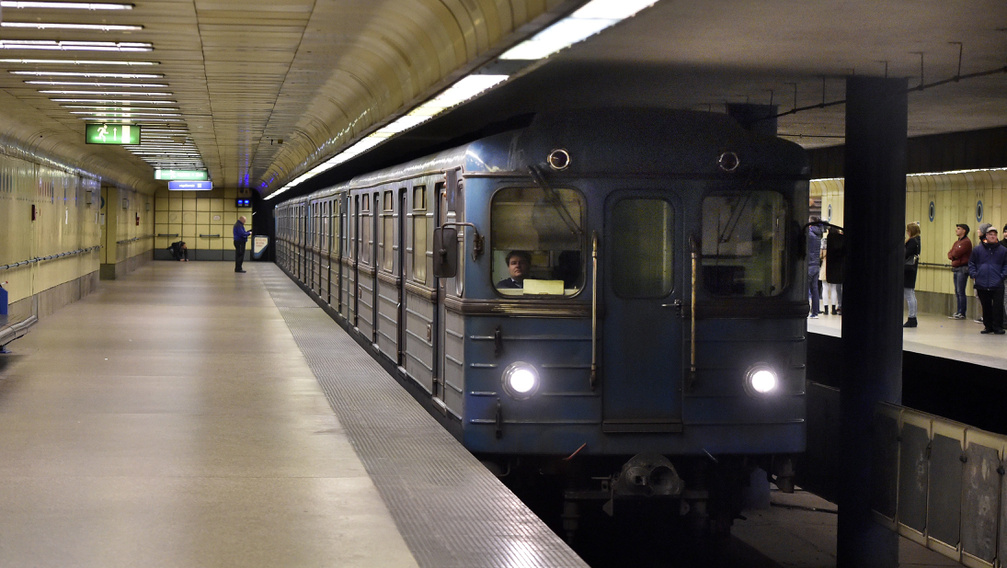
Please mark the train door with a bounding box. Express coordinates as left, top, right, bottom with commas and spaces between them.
602, 192, 684, 432
396, 187, 408, 366
434, 182, 450, 403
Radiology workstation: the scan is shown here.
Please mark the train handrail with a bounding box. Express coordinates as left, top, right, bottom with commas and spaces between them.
590, 232, 598, 390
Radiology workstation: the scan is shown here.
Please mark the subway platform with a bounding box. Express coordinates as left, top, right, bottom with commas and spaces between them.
0, 262, 981, 568
808, 310, 1007, 370
0, 262, 585, 568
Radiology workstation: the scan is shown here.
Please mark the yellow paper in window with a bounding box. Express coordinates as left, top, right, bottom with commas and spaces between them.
524, 279, 564, 295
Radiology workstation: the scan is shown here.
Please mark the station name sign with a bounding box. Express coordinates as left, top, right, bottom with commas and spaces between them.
85, 123, 140, 145
156, 169, 208, 181
168, 181, 213, 191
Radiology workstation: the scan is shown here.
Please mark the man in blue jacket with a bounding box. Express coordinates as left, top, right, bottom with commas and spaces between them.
233, 215, 252, 273
968, 225, 1007, 334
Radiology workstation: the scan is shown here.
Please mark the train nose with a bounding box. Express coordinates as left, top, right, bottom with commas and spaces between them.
614, 453, 684, 497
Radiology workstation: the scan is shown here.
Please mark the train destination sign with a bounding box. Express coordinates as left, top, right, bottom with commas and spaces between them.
85, 123, 140, 145
155, 169, 208, 181
168, 181, 213, 191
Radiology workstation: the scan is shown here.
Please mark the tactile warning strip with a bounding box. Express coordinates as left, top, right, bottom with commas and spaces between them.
261, 268, 587, 568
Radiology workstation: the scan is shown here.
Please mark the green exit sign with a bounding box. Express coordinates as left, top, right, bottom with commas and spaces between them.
85, 123, 140, 145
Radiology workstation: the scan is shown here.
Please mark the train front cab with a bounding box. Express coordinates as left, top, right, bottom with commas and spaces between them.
441, 159, 806, 528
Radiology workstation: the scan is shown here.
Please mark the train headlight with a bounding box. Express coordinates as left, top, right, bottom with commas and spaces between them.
502, 361, 540, 400
745, 364, 779, 396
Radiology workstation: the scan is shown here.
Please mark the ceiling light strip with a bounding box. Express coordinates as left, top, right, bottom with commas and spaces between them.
1, 22, 142, 31
12, 71, 162, 78
0, 58, 157, 66
0, 1, 134, 9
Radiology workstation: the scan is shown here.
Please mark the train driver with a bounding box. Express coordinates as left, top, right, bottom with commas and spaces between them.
497, 250, 531, 289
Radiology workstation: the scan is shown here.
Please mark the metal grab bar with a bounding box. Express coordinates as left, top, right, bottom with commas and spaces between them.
0, 245, 101, 271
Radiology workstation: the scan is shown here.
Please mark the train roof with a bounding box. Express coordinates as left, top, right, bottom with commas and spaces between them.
293, 108, 809, 202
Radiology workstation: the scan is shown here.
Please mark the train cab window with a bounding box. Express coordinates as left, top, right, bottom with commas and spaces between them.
701, 191, 789, 297
611, 198, 674, 298
491, 186, 585, 296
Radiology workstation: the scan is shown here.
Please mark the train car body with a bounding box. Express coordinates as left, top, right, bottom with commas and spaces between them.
275, 108, 809, 529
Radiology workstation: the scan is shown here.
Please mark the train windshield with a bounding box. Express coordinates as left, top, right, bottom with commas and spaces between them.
491, 186, 585, 296
701, 191, 790, 297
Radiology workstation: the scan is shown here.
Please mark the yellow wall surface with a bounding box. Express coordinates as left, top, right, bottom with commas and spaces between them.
811, 169, 1007, 298
100, 185, 155, 265
0, 153, 105, 305
153, 187, 248, 252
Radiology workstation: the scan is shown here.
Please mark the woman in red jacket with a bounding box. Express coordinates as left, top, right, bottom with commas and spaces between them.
947, 223, 972, 319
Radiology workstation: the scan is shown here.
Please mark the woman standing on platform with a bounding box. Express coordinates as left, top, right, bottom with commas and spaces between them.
904, 222, 921, 328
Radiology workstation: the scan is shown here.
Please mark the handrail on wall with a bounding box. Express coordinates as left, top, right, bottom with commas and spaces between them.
0, 245, 101, 271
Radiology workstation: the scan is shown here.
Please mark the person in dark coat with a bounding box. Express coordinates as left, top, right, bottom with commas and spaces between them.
903, 222, 921, 328
233, 215, 251, 273
497, 250, 531, 289
968, 225, 1007, 334
807, 218, 823, 318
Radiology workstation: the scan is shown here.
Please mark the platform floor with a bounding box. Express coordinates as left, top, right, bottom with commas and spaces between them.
807, 310, 1007, 369
0, 262, 983, 568
0, 262, 584, 568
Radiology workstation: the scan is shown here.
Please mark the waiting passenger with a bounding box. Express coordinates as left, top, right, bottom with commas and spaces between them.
947, 223, 971, 319
497, 250, 531, 289
169, 241, 189, 261
968, 225, 1007, 335
903, 222, 921, 328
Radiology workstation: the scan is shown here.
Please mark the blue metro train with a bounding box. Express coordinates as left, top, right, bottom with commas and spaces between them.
274, 108, 809, 532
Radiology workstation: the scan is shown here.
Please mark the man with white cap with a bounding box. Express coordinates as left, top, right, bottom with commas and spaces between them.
968, 224, 1007, 334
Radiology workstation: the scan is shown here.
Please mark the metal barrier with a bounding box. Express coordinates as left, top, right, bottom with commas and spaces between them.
806, 382, 1006, 567
875, 403, 1006, 568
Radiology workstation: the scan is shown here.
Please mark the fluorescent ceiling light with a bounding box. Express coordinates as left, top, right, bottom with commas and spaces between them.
12, 71, 162, 78
40, 89, 171, 96
499, 0, 657, 60
27, 81, 167, 87
1, 22, 142, 31
0, 58, 157, 65
70, 110, 180, 116
0, 40, 152, 52
63, 105, 180, 111
0, 1, 134, 9
52, 98, 176, 104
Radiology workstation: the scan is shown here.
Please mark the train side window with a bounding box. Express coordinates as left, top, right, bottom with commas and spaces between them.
381, 190, 395, 272
360, 193, 372, 265
611, 198, 674, 298
701, 191, 789, 297
412, 186, 428, 285
491, 186, 585, 296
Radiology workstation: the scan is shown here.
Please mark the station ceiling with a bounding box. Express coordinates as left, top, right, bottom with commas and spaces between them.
0, 0, 1003, 198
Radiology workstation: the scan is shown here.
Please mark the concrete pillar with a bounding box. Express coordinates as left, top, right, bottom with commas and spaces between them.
837, 76, 907, 567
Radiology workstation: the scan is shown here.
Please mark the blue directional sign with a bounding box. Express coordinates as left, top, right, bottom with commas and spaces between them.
168, 180, 213, 191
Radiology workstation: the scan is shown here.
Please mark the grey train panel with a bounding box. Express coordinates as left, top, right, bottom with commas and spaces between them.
961, 443, 1000, 563
375, 278, 400, 362
872, 412, 899, 521
928, 434, 963, 549
442, 308, 466, 417
357, 271, 376, 341
403, 291, 435, 394
897, 422, 930, 534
